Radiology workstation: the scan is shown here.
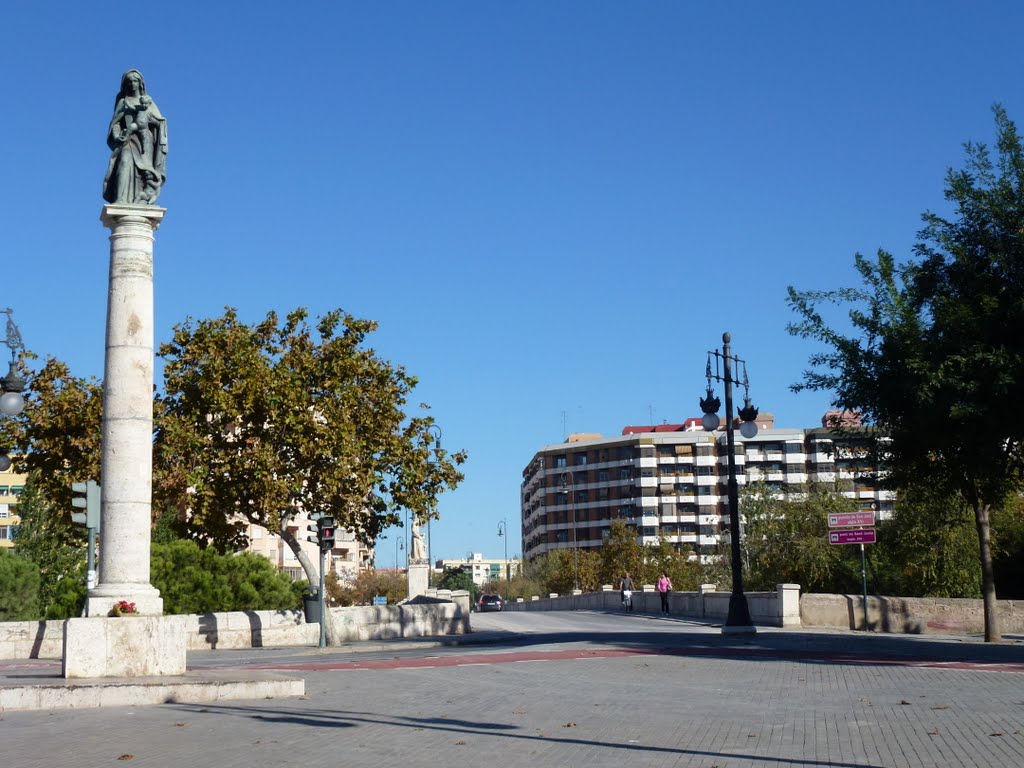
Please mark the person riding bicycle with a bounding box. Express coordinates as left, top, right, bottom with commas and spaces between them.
619, 572, 635, 612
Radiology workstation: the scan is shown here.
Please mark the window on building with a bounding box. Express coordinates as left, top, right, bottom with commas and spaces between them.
619, 468, 631, 480
597, 469, 609, 482
575, 453, 588, 466
697, 466, 715, 476
10, 486, 23, 496
0, 526, 8, 540
0, 486, 8, 495
555, 455, 567, 468
698, 486, 713, 496
574, 490, 587, 504
598, 488, 609, 501
617, 446, 633, 460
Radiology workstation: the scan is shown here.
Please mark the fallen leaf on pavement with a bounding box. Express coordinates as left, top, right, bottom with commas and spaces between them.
117, 756, 133, 761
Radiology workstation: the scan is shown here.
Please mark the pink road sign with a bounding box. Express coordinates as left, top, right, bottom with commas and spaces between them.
828, 511, 875, 528
829, 528, 877, 545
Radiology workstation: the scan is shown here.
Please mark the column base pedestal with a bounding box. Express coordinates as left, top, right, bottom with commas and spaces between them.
407, 562, 430, 598
86, 584, 163, 618
63, 615, 186, 678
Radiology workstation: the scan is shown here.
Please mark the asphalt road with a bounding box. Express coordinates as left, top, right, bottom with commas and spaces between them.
4, 611, 1024, 767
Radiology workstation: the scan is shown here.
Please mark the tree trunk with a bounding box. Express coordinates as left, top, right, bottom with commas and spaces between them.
972, 502, 1001, 643
279, 522, 340, 646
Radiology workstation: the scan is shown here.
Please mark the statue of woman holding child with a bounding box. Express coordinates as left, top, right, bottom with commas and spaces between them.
103, 69, 168, 205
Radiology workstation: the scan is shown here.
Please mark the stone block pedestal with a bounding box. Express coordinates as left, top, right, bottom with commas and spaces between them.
63, 616, 187, 678
407, 563, 429, 598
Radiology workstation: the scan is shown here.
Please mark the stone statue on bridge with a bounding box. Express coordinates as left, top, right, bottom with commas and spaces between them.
409, 517, 426, 563
103, 69, 168, 205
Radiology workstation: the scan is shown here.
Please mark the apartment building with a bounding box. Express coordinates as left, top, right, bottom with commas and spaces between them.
0, 465, 27, 550
246, 514, 373, 583
437, 553, 520, 587
520, 413, 893, 562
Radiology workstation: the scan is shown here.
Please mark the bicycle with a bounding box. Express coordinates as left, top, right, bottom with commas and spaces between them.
621, 589, 633, 612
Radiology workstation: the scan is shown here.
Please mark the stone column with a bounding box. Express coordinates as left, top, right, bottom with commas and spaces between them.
86, 204, 165, 617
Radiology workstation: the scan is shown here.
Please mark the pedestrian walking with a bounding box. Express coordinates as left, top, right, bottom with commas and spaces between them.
619, 572, 635, 612
657, 571, 672, 614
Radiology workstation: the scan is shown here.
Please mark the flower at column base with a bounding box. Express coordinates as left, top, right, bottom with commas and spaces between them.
109, 600, 139, 617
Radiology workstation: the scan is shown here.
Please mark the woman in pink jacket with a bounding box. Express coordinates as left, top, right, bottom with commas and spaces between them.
657, 572, 672, 615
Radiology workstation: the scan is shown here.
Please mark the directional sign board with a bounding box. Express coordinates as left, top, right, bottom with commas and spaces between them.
829, 528, 877, 545
828, 511, 875, 528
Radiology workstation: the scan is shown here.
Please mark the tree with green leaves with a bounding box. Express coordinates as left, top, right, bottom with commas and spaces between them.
598, 518, 646, 586
871, 484, 981, 598
644, 537, 703, 592
153, 307, 466, 594
435, 567, 478, 602
0, 549, 40, 621
740, 482, 861, 593
0, 359, 102, 527
11, 478, 87, 618
788, 106, 1024, 641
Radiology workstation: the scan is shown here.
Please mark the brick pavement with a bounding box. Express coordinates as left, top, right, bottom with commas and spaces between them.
2, 615, 1023, 767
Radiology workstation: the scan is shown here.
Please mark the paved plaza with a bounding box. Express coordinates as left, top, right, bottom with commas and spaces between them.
2, 611, 1024, 767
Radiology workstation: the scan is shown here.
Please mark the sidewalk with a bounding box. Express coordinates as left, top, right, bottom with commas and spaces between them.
3, 620, 1023, 768
0, 629, 520, 712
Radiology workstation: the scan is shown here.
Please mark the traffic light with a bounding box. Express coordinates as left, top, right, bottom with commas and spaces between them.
305, 511, 324, 544
317, 516, 336, 551
71, 480, 102, 531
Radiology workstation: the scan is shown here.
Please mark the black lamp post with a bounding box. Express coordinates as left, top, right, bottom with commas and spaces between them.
426, 424, 442, 573
0, 310, 27, 473
560, 471, 579, 592
699, 331, 759, 635
497, 519, 510, 584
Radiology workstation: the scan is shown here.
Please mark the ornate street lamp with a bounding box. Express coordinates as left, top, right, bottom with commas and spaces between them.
0, 310, 26, 473
560, 471, 579, 592
0, 309, 26, 418
497, 519, 510, 584
700, 331, 759, 635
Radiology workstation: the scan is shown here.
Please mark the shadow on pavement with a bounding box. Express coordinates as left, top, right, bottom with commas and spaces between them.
168, 700, 879, 768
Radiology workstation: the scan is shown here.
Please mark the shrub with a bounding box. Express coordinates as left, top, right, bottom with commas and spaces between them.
0, 550, 41, 621
151, 540, 303, 614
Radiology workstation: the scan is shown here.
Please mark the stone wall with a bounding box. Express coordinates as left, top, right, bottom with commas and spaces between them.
0, 592, 472, 659
800, 593, 1024, 635
503, 584, 801, 627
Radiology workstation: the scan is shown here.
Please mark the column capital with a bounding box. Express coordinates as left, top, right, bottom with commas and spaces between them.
101, 204, 166, 232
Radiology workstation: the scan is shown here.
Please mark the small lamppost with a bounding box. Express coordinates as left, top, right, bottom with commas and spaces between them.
497, 519, 510, 584
426, 424, 442, 573
560, 471, 579, 592
700, 331, 759, 635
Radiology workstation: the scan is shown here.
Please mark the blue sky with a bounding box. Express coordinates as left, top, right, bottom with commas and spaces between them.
2, 2, 1021, 565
